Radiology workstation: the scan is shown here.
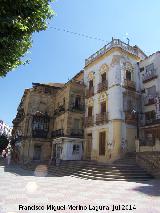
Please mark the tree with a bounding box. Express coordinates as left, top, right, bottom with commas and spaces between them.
0, 134, 9, 153
0, 0, 54, 77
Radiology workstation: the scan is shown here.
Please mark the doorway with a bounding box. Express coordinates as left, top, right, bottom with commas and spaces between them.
33, 145, 42, 161
86, 133, 92, 159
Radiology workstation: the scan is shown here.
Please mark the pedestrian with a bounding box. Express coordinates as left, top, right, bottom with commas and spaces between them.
6, 150, 11, 166
2, 149, 6, 158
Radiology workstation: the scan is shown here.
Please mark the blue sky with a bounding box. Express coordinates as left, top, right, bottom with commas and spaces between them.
1, 0, 160, 126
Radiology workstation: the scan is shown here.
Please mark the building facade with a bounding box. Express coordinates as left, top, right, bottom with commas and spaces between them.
83, 39, 146, 162
12, 38, 160, 164
0, 120, 12, 138
52, 71, 85, 161
138, 51, 160, 151
12, 71, 85, 163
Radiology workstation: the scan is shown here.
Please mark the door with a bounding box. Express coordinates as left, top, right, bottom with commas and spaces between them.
33, 145, 42, 161
86, 133, 92, 159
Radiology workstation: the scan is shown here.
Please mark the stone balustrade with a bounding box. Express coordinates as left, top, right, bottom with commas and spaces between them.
85, 39, 139, 66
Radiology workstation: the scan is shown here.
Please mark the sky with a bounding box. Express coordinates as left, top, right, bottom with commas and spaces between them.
1, 0, 160, 126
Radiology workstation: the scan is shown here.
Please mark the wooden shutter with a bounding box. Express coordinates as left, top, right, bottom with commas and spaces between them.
101, 102, 106, 113
89, 80, 93, 89
99, 132, 106, 155
88, 106, 93, 117
101, 73, 106, 82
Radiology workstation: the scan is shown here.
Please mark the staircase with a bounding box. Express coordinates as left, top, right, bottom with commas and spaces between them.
48, 154, 153, 181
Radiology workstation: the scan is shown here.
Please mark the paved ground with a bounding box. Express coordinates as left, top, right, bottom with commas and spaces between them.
0, 161, 160, 213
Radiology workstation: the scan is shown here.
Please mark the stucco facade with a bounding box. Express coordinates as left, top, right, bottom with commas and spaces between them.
84, 39, 146, 162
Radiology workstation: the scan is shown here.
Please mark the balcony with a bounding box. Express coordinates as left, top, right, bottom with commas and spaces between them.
125, 112, 137, 125
54, 105, 65, 117
86, 87, 94, 98
96, 112, 108, 125
85, 116, 94, 127
139, 138, 155, 146
70, 104, 85, 112
97, 80, 108, 93
144, 96, 156, 106
142, 69, 157, 83
70, 129, 84, 138
32, 130, 48, 138
145, 118, 160, 126
124, 79, 136, 91
51, 129, 64, 138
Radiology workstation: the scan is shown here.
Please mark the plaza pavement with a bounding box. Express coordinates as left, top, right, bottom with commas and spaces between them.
0, 161, 160, 213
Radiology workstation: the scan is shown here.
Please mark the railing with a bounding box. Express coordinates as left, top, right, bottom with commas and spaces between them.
139, 138, 155, 146
145, 118, 160, 125
96, 112, 108, 125
70, 129, 84, 138
124, 79, 136, 90
85, 116, 94, 127
54, 105, 65, 117
85, 39, 139, 66
144, 95, 156, 106
70, 104, 85, 112
51, 129, 84, 139
97, 80, 108, 93
51, 129, 64, 138
86, 87, 94, 98
125, 112, 137, 125
32, 130, 48, 138
142, 69, 157, 83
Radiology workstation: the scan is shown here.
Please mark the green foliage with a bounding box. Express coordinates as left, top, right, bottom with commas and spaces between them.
0, 134, 9, 153
0, 0, 54, 77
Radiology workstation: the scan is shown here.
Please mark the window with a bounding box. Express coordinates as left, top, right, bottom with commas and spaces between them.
101, 72, 106, 83
75, 96, 81, 108
99, 132, 106, 155
72, 144, 80, 154
126, 70, 132, 81
89, 80, 93, 89
140, 67, 144, 72
101, 102, 106, 113
74, 119, 80, 130
88, 106, 93, 117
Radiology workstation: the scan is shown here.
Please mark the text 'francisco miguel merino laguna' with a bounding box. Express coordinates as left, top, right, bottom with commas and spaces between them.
19, 204, 136, 211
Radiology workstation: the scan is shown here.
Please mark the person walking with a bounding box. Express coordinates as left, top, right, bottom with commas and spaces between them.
6, 150, 11, 166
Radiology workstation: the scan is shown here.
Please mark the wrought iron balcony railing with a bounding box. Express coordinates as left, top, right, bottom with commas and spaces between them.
96, 112, 108, 125
125, 112, 137, 125
32, 130, 48, 138
51, 129, 84, 139
124, 79, 136, 91
85, 116, 94, 127
97, 80, 108, 93
70, 129, 84, 138
70, 104, 85, 112
51, 129, 64, 138
144, 96, 156, 106
85, 87, 94, 98
139, 138, 155, 146
142, 69, 157, 83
